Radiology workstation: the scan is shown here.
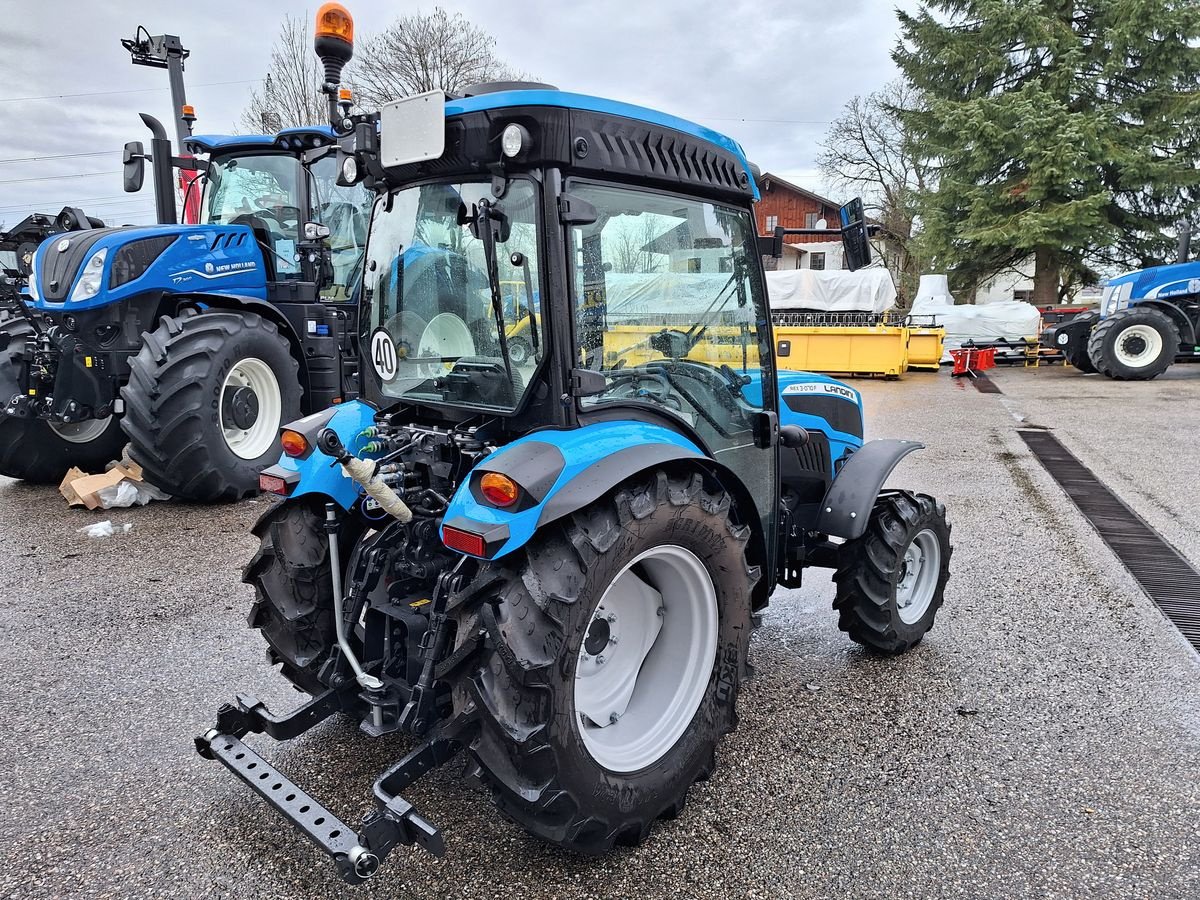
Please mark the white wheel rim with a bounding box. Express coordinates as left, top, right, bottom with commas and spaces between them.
574, 544, 718, 773
47, 415, 112, 445
417, 313, 475, 368
1113, 324, 1163, 368
896, 528, 941, 625
509, 339, 528, 366
220, 357, 281, 460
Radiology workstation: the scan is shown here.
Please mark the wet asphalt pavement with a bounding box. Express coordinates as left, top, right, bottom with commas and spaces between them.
1, 365, 1198, 899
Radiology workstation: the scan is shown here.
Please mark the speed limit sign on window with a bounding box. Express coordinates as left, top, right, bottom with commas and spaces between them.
370, 328, 398, 380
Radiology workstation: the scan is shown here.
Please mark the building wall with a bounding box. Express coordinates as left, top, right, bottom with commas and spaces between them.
754, 183, 840, 246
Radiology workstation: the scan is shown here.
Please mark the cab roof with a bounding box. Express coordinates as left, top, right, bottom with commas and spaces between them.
185, 125, 337, 155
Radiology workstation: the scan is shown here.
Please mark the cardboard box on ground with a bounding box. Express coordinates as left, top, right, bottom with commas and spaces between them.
59, 457, 170, 510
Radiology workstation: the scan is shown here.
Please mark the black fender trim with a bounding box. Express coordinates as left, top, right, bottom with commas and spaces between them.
172, 292, 303, 349
537, 444, 705, 527
815, 439, 924, 539
1138, 299, 1197, 347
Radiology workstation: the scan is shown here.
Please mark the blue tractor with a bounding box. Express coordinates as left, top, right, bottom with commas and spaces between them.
0, 117, 371, 500
196, 4, 952, 883
1042, 222, 1199, 379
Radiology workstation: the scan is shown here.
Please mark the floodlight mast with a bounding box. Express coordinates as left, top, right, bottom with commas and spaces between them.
122, 27, 193, 153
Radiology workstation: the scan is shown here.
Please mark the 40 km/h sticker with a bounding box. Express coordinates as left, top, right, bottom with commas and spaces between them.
371, 328, 398, 380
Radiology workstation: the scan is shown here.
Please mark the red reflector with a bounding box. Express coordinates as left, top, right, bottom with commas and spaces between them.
443, 526, 486, 556
259, 473, 290, 496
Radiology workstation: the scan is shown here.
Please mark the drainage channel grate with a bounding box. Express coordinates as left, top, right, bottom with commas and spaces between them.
1019, 429, 1200, 650
971, 374, 1002, 394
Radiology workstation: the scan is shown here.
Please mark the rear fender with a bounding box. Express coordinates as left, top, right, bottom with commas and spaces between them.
267, 399, 378, 511
815, 439, 924, 539
441, 420, 706, 560
1135, 299, 1196, 347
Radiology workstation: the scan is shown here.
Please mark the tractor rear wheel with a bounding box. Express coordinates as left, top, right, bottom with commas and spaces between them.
448, 471, 757, 853
0, 317, 126, 483
243, 498, 363, 695
121, 310, 301, 501
1087, 307, 1178, 381
833, 492, 951, 655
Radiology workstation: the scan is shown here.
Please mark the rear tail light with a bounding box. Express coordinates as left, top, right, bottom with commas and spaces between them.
479, 472, 520, 507
442, 525, 486, 556
259, 473, 291, 496
280, 429, 308, 458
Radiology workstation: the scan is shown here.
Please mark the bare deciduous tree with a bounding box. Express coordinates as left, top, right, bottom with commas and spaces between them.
239, 15, 329, 133
354, 8, 527, 106
818, 80, 933, 304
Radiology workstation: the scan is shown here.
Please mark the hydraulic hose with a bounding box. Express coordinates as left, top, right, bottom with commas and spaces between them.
316, 428, 412, 523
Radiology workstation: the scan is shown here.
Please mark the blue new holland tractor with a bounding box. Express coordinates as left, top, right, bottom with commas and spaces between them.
196, 4, 953, 883
0, 117, 370, 500
1042, 222, 1199, 379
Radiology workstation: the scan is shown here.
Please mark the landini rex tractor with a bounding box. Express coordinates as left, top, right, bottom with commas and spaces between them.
196, 4, 953, 883
1042, 221, 1200, 380
0, 113, 371, 500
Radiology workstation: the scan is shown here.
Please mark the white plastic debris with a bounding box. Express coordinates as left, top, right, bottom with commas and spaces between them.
75, 520, 134, 538
94, 478, 169, 509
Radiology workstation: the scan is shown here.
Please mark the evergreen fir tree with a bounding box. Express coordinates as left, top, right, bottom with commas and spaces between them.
895, 1, 1200, 303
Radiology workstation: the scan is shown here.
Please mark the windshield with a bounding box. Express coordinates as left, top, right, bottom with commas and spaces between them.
568, 182, 772, 443
362, 179, 542, 410
309, 154, 371, 299
202, 153, 304, 276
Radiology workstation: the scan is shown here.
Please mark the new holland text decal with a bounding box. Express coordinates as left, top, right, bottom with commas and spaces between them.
169, 260, 257, 285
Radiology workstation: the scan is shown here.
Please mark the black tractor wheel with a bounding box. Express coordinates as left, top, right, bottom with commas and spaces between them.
0, 317, 126, 483
1087, 307, 1178, 381
449, 471, 757, 853
121, 310, 301, 502
1061, 311, 1098, 373
243, 498, 363, 695
833, 492, 951, 655
506, 336, 532, 367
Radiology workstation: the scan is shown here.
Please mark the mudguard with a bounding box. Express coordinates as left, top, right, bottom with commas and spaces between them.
441, 420, 705, 559
267, 399, 378, 510
815, 439, 924, 540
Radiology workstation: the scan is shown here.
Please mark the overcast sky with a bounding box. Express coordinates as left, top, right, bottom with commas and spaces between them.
0, 0, 917, 228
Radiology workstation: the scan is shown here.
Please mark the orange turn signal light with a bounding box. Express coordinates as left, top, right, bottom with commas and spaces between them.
280, 429, 309, 458
315, 2, 354, 43
480, 472, 520, 508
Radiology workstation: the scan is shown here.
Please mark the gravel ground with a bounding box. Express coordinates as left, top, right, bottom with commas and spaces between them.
1, 366, 1198, 900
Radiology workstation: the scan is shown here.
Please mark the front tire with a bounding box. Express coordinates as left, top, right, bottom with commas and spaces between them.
1087, 307, 1178, 381
0, 317, 127, 483
833, 492, 951, 654
121, 310, 301, 501
450, 471, 757, 853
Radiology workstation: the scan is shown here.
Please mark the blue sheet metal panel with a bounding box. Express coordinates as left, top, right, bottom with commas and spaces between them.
441, 419, 705, 559
278, 400, 380, 510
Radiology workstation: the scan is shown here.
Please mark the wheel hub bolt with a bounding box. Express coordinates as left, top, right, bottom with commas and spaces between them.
606, 613, 616, 623
596, 655, 606, 665
609, 712, 620, 724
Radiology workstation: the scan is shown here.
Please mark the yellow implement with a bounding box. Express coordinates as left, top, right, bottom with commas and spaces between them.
774, 325, 909, 378
905, 326, 945, 371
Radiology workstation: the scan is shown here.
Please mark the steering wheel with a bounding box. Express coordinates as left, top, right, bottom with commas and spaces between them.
602, 369, 678, 407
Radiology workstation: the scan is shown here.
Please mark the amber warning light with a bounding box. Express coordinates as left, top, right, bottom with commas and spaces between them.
315, 3, 354, 45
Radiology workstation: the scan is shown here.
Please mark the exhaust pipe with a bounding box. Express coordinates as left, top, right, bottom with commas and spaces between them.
1178, 220, 1192, 266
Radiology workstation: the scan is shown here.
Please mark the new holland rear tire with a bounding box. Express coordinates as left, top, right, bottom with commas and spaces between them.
0, 317, 126, 483
121, 310, 301, 502
833, 492, 951, 655
243, 498, 363, 695
449, 471, 757, 853
1087, 307, 1178, 381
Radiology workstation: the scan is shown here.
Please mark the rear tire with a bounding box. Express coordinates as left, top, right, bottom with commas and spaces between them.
1087, 307, 1178, 381
243, 498, 362, 695
449, 471, 758, 853
833, 492, 951, 655
0, 317, 126, 483
121, 310, 301, 502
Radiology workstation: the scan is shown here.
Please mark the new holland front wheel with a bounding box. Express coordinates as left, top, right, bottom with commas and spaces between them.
121, 310, 301, 502
0, 317, 126, 482
833, 492, 951, 655
451, 471, 757, 853
1087, 307, 1178, 381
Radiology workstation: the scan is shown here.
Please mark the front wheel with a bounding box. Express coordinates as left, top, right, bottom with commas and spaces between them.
833, 492, 951, 654
451, 471, 758, 852
1087, 307, 1178, 381
0, 316, 126, 482
121, 310, 301, 502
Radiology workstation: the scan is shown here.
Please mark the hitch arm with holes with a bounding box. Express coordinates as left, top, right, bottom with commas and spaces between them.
195, 691, 469, 883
